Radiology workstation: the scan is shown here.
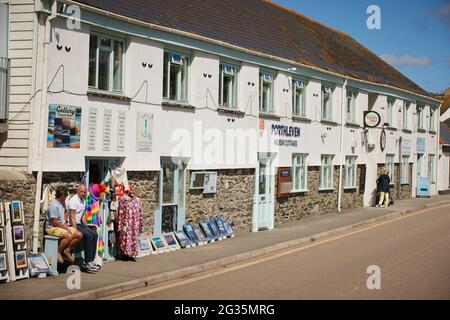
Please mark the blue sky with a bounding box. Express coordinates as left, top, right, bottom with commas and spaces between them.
273, 0, 450, 94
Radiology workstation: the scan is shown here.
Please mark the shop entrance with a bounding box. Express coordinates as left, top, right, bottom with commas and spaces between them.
253, 154, 275, 232
154, 158, 186, 234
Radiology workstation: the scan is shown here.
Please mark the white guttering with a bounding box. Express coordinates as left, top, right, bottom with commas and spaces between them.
338, 78, 348, 213
63, 0, 440, 105
32, 0, 57, 253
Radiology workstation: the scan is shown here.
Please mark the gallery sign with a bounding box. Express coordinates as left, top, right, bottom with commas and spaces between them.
47, 104, 81, 149
363, 111, 381, 128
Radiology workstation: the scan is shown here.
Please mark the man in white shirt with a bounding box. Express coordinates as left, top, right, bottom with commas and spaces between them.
69, 184, 99, 272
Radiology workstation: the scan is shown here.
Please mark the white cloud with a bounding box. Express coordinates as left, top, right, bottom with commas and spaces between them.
380, 54, 432, 67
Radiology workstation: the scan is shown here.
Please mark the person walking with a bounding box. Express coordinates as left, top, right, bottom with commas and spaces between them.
376, 168, 391, 208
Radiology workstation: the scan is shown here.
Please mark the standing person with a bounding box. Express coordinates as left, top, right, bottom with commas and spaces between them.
45, 186, 83, 264
376, 168, 391, 208
68, 184, 100, 272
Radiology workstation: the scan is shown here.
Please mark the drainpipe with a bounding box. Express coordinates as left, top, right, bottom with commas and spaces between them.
32, 0, 57, 253
337, 78, 348, 213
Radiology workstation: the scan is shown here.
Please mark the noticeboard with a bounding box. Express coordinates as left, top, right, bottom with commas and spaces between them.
277, 167, 292, 198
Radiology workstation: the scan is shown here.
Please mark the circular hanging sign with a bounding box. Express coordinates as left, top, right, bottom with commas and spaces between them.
380, 129, 386, 151
364, 111, 381, 128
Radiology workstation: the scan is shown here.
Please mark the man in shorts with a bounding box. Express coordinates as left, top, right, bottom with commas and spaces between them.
45, 186, 83, 264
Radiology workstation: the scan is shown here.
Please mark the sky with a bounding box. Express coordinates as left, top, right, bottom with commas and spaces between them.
273, 0, 450, 94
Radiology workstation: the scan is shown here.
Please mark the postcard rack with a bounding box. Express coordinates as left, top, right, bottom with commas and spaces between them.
3, 201, 29, 282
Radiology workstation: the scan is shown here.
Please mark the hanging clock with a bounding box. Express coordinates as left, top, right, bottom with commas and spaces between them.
380, 129, 386, 151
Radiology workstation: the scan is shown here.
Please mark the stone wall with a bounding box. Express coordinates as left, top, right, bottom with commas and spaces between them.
127, 171, 159, 234
275, 166, 363, 226
0, 172, 36, 252
393, 163, 413, 200
185, 169, 254, 232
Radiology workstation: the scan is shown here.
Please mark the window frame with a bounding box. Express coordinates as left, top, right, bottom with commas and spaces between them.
402, 101, 410, 130
163, 49, 190, 103
219, 62, 239, 109
429, 107, 436, 132
292, 79, 306, 117
401, 155, 409, 184
292, 153, 308, 192
346, 90, 357, 123
259, 71, 275, 113
321, 85, 334, 121
344, 156, 357, 188
386, 97, 394, 127
386, 154, 395, 185
88, 31, 125, 94
320, 155, 334, 190
417, 103, 425, 130
428, 154, 435, 183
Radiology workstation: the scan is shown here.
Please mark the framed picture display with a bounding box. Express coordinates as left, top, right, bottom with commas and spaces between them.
174, 230, 192, 248
199, 220, 215, 242
0, 202, 4, 227
0, 252, 7, 271
183, 223, 199, 245
150, 235, 169, 252
11, 201, 23, 224
0, 227, 4, 246
137, 235, 153, 257
13, 225, 25, 244
27, 253, 51, 277
214, 217, 228, 237
15, 250, 28, 269
193, 226, 207, 244
208, 219, 221, 239
163, 233, 180, 250
221, 217, 236, 237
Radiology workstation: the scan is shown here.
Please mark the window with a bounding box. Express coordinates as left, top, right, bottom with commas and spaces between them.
292, 154, 308, 191
0, 3, 9, 120
292, 80, 306, 117
401, 155, 409, 184
259, 72, 274, 113
402, 101, 409, 130
219, 63, 238, 108
428, 154, 435, 183
345, 156, 357, 188
429, 107, 436, 131
417, 103, 424, 129
321, 85, 333, 120
417, 154, 424, 177
346, 90, 357, 123
163, 51, 189, 102
386, 97, 394, 126
88, 33, 124, 92
320, 155, 334, 189
386, 154, 394, 184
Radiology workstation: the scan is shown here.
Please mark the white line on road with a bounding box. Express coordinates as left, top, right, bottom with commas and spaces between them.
112, 204, 450, 300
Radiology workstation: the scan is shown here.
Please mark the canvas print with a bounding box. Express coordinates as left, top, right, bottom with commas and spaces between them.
221, 217, 236, 237
215, 217, 228, 237
150, 235, 168, 251
137, 235, 153, 257
13, 225, 25, 243
193, 226, 207, 243
15, 250, 27, 269
28, 253, 51, 277
199, 221, 215, 242
0, 202, 4, 227
208, 219, 221, 239
47, 104, 82, 149
0, 253, 6, 271
174, 231, 192, 248
163, 233, 180, 250
0, 228, 4, 246
11, 201, 23, 223
183, 223, 199, 244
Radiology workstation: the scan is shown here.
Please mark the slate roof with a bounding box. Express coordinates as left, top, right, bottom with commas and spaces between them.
73, 0, 432, 97
440, 122, 450, 146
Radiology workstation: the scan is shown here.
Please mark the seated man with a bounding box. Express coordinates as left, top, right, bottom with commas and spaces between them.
45, 186, 83, 264
69, 183, 100, 272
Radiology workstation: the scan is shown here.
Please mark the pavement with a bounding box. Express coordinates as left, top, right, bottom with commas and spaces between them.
1, 195, 449, 300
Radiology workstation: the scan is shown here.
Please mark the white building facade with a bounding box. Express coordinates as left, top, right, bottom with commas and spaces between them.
0, 1, 442, 247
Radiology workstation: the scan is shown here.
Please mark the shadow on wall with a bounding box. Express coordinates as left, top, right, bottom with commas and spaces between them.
0, 131, 6, 148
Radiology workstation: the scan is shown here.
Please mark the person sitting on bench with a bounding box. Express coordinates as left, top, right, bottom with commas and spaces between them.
45, 186, 83, 264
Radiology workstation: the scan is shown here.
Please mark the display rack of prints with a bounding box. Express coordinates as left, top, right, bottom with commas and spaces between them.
183, 223, 199, 245
199, 221, 215, 242
174, 230, 193, 248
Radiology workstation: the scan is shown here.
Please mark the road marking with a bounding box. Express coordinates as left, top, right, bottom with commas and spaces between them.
112, 204, 450, 300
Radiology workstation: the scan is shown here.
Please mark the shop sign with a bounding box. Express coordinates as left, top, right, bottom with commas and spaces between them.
401, 139, 411, 155
363, 111, 381, 128
417, 137, 425, 154
271, 124, 301, 147
136, 112, 153, 152
47, 104, 81, 149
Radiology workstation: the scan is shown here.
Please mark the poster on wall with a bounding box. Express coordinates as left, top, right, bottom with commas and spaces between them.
47, 104, 81, 148
136, 112, 153, 152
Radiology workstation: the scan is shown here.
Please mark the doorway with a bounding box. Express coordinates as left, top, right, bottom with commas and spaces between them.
253, 153, 275, 232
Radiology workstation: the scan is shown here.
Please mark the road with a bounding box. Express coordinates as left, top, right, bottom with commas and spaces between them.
109, 205, 450, 300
